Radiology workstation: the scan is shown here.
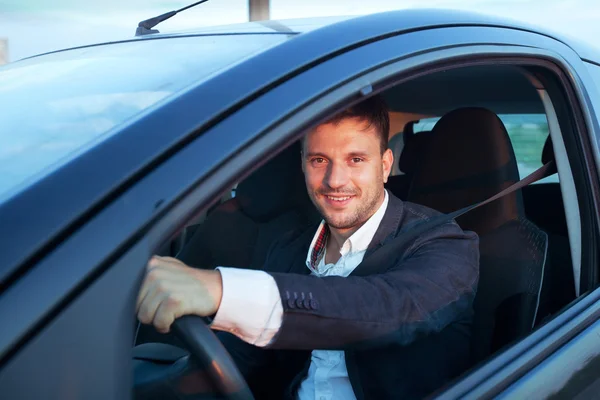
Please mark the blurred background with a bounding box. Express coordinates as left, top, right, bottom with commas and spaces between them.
1, 0, 599, 64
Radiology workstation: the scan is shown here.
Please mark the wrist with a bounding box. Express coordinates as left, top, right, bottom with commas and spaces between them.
194, 268, 223, 315
211, 269, 223, 312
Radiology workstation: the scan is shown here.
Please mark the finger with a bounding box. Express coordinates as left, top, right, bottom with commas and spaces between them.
153, 295, 182, 334
147, 255, 163, 269
137, 282, 167, 325
136, 263, 163, 313
159, 256, 187, 269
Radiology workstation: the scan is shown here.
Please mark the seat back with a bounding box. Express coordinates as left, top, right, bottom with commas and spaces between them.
385, 122, 433, 200
408, 107, 548, 362
177, 142, 319, 269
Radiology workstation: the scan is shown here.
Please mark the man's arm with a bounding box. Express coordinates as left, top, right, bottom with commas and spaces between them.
208, 222, 478, 350
267, 224, 479, 350
137, 222, 478, 350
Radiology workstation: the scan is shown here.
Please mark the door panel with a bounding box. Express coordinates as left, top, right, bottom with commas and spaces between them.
0, 243, 146, 400
498, 314, 600, 399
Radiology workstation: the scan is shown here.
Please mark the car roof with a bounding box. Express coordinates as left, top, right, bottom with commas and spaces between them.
25, 9, 600, 63
148, 16, 355, 36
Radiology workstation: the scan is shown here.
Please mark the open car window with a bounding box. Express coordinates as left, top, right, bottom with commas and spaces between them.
143, 59, 587, 400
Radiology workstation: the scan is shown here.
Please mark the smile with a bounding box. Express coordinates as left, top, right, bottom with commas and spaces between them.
326, 195, 352, 202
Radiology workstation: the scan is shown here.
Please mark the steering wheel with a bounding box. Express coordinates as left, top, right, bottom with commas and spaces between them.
172, 316, 254, 399
133, 315, 254, 400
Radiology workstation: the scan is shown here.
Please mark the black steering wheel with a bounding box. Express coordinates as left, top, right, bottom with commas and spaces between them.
172, 316, 254, 399
133, 315, 254, 400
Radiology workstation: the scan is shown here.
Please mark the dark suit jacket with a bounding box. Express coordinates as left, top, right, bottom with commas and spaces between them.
217, 193, 480, 399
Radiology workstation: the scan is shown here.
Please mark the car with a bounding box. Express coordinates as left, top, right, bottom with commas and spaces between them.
1, 8, 600, 400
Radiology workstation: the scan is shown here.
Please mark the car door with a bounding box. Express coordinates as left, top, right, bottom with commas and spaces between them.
1, 19, 600, 399
447, 56, 600, 400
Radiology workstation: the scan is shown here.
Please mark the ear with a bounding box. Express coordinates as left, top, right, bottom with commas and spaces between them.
382, 148, 394, 183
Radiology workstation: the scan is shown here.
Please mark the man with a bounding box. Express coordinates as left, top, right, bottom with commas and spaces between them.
137, 95, 479, 399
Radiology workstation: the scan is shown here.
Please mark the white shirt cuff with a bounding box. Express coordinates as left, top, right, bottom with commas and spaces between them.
211, 267, 283, 347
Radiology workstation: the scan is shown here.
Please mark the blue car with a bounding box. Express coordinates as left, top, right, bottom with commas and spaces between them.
1, 8, 600, 399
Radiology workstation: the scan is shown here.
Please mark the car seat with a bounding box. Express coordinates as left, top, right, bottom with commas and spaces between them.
408, 107, 549, 363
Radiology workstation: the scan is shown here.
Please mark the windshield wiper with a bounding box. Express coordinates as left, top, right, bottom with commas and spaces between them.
135, 0, 211, 36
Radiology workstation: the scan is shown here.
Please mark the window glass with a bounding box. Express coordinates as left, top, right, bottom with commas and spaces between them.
412, 114, 558, 183
0, 34, 289, 204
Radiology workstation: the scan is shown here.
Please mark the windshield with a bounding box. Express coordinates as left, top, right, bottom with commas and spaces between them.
0, 34, 290, 204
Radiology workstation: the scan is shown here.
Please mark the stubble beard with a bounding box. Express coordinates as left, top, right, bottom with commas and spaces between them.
313, 187, 382, 230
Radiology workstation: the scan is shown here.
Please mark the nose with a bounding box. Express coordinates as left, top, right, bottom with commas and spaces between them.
324, 161, 350, 190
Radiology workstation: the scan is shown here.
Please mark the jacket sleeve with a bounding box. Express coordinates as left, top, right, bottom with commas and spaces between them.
266, 222, 479, 350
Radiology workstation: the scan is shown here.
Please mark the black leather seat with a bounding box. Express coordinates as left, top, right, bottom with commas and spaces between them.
385, 122, 433, 200
177, 141, 320, 270
407, 107, 549, 363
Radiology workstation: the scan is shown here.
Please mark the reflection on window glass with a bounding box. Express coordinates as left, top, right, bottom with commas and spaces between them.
412, 114, 558, 184
0, 34, 289, 204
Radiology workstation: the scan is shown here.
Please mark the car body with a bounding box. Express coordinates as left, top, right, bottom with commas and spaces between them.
1, 8, 600, 399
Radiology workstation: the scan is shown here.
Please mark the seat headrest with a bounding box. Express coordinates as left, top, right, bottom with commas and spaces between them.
398, 130, 433, 174
236, 142, 310, 222
409, 108, 524, 234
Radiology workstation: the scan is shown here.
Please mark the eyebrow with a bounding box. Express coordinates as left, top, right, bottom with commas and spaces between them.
347, 151, 370, 158
304, 151, 370, 158
304, 152, 326, 159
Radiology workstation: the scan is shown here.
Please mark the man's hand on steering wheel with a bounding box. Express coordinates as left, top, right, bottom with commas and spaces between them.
136, 256, 223, 333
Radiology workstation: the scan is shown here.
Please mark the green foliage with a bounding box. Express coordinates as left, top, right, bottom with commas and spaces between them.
499, 114, 549, 177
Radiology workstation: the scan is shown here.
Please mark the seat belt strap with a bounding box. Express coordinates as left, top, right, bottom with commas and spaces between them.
364, 161, 556, 265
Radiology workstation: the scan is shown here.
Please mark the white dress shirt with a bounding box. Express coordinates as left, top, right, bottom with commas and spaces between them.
212, 190, 390, 399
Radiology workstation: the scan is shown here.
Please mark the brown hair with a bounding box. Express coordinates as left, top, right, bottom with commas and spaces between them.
321, 95, 390, 154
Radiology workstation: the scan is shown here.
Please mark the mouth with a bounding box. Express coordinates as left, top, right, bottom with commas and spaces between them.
321, 194, 355, 207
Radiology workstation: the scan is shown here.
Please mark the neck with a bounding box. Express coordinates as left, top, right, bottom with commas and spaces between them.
328, 224, 361, 250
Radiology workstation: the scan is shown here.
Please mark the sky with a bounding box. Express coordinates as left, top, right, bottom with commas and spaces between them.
1, 0, 600, 62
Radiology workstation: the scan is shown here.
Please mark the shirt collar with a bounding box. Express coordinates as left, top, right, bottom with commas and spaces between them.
305, 190, 389, 271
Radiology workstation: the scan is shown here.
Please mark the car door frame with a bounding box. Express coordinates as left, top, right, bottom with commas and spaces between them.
1, 24, 600, 399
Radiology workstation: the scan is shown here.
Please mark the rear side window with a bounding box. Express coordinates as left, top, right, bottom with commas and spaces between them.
413, 114, 557, 183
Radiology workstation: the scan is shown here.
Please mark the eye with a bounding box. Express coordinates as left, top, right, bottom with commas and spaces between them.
311, 157, 326, 165
351, 157, 364, 163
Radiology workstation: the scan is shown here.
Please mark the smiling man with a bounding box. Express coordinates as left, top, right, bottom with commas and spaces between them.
137, 95, 480, 399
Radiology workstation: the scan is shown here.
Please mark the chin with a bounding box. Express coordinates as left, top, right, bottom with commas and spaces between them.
324, 215, 355, 230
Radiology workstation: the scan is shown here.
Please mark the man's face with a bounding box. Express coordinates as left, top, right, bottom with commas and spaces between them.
302, 117, 393, 233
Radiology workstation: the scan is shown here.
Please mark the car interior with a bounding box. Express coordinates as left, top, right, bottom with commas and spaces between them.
133, 64, 580, 396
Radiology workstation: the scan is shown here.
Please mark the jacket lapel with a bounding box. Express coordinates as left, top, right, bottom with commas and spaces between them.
351, 193, 405, 277
285, 224, 317, 276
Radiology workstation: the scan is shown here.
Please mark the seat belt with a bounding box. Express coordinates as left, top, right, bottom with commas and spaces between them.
364, 161, 556, 265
